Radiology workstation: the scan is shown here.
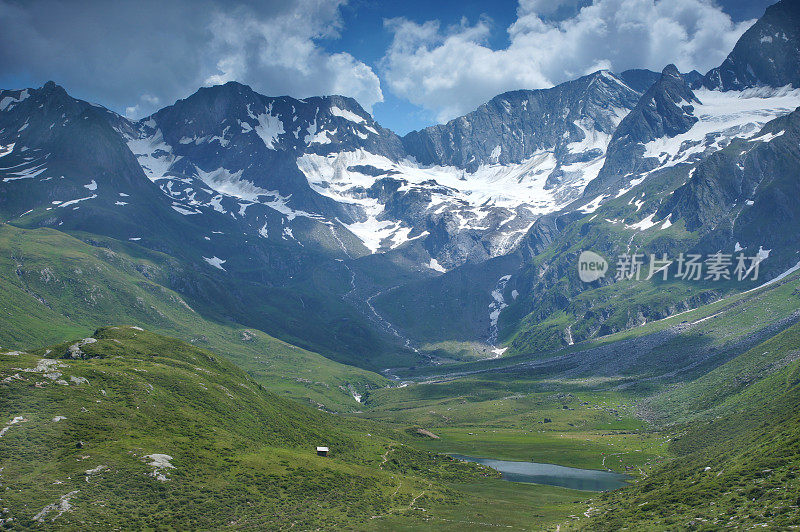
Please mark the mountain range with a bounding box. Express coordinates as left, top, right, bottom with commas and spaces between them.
2, 0, 800, 367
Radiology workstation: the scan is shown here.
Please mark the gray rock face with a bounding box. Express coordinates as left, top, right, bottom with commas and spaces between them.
585, 65, 699, 196
0, 81, 185, 244
401, 70, 640, 172
618, 69, 704, 94
126, 81, 404, 221
702, 0, 800, 91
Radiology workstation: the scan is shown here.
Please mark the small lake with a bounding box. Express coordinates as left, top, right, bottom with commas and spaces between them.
450, 454, 631, 491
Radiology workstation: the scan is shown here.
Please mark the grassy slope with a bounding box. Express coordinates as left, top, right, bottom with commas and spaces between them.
393, 267, 800, 384
0, 223, 390, 412
647, 317, 800, 424
0, 327, 583, 530
575, 323, 800, 530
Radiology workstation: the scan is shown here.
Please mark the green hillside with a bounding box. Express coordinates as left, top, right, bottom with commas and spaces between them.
346, 271, 800, 529
0, 223, 390, 412
0, 327, 589, 529
576, 322, 800, 530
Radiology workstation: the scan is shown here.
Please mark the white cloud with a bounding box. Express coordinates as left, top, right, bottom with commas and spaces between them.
381, 0, 755, 123
124, 94, 160, 119
203, 1, 382, 111
0, 0, 382, 117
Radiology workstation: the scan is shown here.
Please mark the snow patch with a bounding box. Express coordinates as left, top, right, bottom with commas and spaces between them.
491, 347, 508, 358
296, 148, 592, 256
626, 213, 658, 231
0, 89, 30, 111
330, 106, 365, 124
488, 275, 512, 344
171, 204, 199, 215
749, 130, 786, 143
126, 128, 181, 181
202, 256, 227, 271
428, 258, 446, 273
59, 194, 97, 208
580, 194, 610, 213
194, 166, 268, 202
253, 110, 285, 149
642, 88, 800, 170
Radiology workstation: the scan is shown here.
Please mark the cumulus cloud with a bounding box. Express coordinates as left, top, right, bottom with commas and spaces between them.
202, 1, 382, 110
381, 0, 755, 123
0, 0, 383, 117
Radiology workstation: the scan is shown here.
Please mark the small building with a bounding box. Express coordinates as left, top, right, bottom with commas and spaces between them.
316, 446, 329, 457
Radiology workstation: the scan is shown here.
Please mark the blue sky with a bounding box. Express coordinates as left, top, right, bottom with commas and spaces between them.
331, 0, 522, 133
0, 0, 778, 135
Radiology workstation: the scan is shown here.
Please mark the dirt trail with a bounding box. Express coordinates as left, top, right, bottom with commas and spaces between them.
380, 445, 394, 469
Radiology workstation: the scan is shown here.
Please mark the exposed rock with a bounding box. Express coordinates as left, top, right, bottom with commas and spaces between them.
64, 337, 98, 359
587, 65, 699, 196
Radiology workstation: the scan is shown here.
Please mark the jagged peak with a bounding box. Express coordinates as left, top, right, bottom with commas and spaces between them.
461, 69, 634, 117
37, 80, 71, 98
593, 69, 626, 84
641, 64, 700, 105
167, 82, 372, 123
661, 64, 681, 79
700, 0, 799, 91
